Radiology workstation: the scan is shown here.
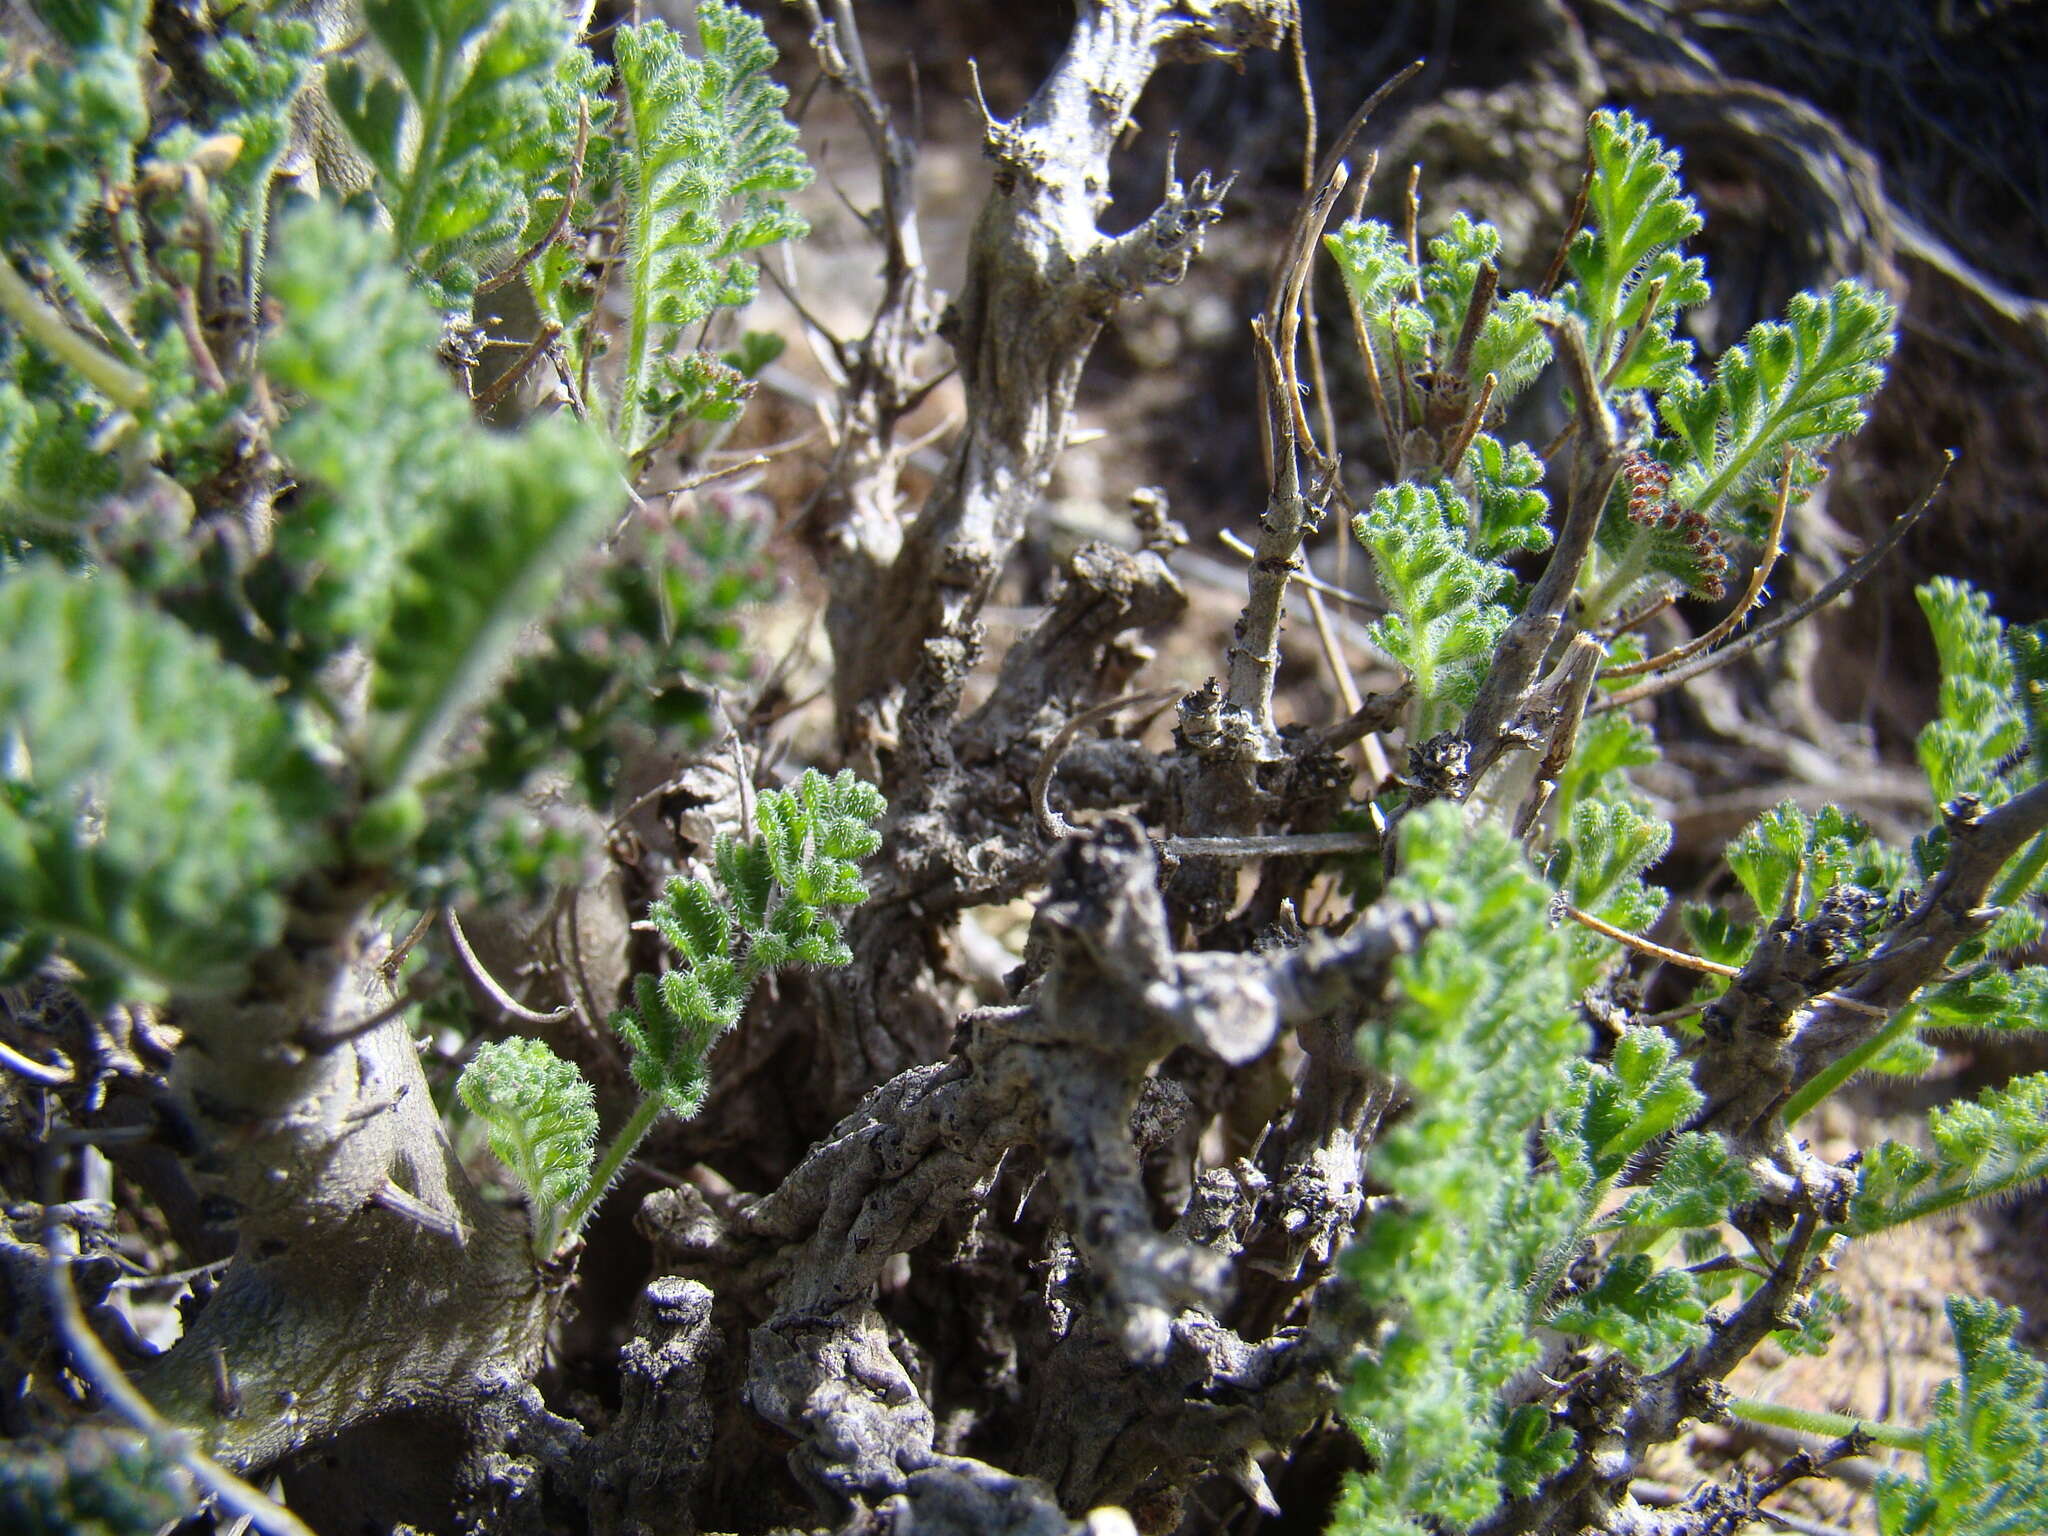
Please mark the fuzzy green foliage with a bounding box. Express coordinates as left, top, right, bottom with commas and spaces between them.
1352, 483, 1513, 739
0, 342, 124, 533
1918, 962, 2048, 1036
1875, 1298, 2048, 1536
1340, 803, 1582, 1533
1325, 218, 1420, 337
457, 1036, 598, 1226
1546, 1252, 1708, 1368
1554, 713, 1658, 824
1463, 433, 1551, 559
1552, 794, 1672, 939
264, 202, 618, 793
611, 3, 812, 457
1661, 280, 1896, 534
0, 10, 321, 550
366, 415, 617, 790
327, 0, 587, 298
0, 0, 149, 242
192, 13, 322, 242
1725, 801, 1901, 922
0, 564, 326, 999
1599, 1131, 1754, 1236
1540, 1027, 1715, 1368
1418, 215, 1554, 400
1916, 578, 2045, 809
0, 1424, 194, 1535
1848, 1074, 2048, 1237
614, 769, 885, 1117
476, 502, 773, 807
1557, 109, 1708, 388
264, 204, 480, 653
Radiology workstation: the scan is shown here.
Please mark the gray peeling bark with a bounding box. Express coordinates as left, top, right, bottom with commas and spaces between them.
791, 0, 1289, 1123
633, 819, 1437, 1529
822, 0, 1290, 759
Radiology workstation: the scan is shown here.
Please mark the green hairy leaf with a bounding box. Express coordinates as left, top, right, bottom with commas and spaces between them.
611, 2, 812, 457
1559, 109, 1707, 384
1342, 803, 1583, 1534
1916, 578, 2039, 809
265, 204, 475, 651
1553, 1027, 1700, 1189
1726, 801, 1896, 921
1464, 433, 1552, 559
612, 769, 885, 1118
1661, 279, 1896, 531
1352, 482, 1513, 739
1848, 1074, 2048, 1236
327, 0, 585, 296
457, 1036, 599, 1217
1553, 794, 1671, 939
266, 202, 618, 791
1547, 1252, 1707, 1370
0, 564, 324, 997
367, 415, 617, 790
0, 0, 149, 243
1326, 218, 1419, 329
1601, 1132, 1754, 1235
1418, 215, 1553, 401
1875, 1297, 2048, 1536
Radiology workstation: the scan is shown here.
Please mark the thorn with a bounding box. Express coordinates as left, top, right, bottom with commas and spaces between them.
1224, 1449, 1281, 1517
373, 1179, 468, 1247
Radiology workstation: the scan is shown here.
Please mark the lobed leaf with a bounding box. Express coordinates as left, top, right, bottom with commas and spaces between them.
456, 1035, 598, 1214
1875, 1297, 2048, 1536
1848, 1074, 2048, 1237
1353, 483, 1514, 739
0, 564, 325, 999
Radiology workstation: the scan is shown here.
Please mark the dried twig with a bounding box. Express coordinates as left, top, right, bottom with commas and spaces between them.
1595, 454, 1953, 712
442, 906, 572, 1025
1603, 448, 1797, 680
0, 1034, 74, 1086
1561, 902, 1890, 1017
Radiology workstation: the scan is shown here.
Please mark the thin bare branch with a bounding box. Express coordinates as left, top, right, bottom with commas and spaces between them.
1604, 448, 1797, 680
1033, 687, 1185, 841
1595, 454, 1953, 712
442, 906, 573, 1025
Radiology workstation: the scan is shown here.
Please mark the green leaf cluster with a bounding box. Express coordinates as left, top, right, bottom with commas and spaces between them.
614, 769, 886, 1117
327, 0, 588, 299
1352, 483, 1513, 739
456, 1035, 599, 1242
0, 0, 149, 243
1556, 109, 1707, 390
1418, 215, 1554, 400
1541, 1027, 1716, 1367
1463, 432, 1551, 559
1339, 804, 1582, 1534
1661, 280, 1896, 534
611, 3, 812, 457
1552, 794, 1671, 942
0, 565, 326, 998
1875, 1297, 2048, 1536
1848, 1074, 2048, 1237
1916, 577, 2047, 809
264, 201, 618, 796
